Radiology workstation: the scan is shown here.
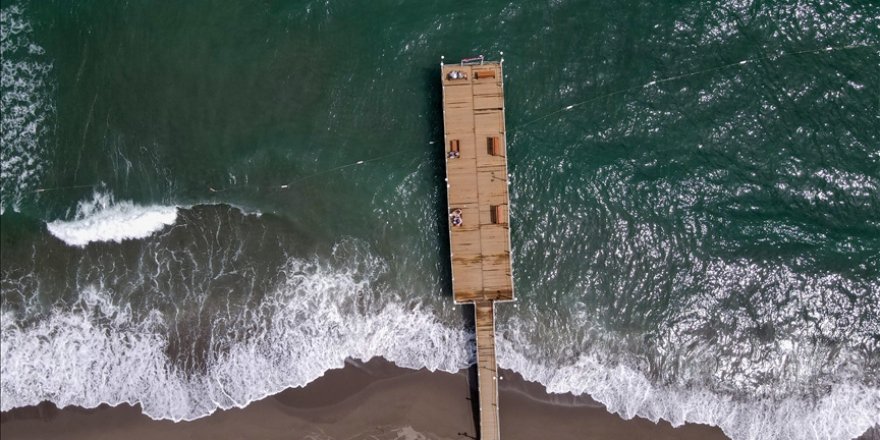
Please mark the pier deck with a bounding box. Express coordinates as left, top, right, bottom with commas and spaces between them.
441, 58, 513, 440
441, 60, 513, 305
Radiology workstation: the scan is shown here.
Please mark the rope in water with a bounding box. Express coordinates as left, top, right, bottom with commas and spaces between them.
207, 148, 416, 193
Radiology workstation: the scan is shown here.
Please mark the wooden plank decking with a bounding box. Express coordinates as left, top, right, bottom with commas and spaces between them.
441, 60, 514, 305
441, 58, 513, 440
475, 300, 500, 440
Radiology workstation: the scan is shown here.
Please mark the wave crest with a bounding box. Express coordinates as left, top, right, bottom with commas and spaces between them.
0, 252, 470, 421
497, 327, 880, 440
46, 191, 178, 247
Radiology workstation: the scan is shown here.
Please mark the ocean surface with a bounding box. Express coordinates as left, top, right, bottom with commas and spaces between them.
2, 1, 878, 439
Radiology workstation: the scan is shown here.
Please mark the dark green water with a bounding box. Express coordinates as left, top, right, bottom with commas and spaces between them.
2, 1, 879, 438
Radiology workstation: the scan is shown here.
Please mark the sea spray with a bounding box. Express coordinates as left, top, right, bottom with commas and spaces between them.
497, 329, 880, 440
46, 190, 178, 247
0, 238, 471, 421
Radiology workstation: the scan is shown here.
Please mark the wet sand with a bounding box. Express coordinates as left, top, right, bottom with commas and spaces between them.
1, 358, 875, 440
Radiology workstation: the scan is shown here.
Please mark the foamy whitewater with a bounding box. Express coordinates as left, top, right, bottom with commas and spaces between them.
0, 4, 53, 213
46, 191, 178, 247
499, 334, 880, 440
2, 206, 878, 439
0, 242, 471, 420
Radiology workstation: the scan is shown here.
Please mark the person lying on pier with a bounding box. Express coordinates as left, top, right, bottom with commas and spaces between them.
447, 70, 468, 80
447, 151, 460, 159
450, 209, 463, 227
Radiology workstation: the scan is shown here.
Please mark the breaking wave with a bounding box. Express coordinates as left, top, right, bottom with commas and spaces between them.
498, 333, 880, 440
0, 250, 471, 421
46, 190, 179, 247
1, 226, 877, 439
0, 4, 54, 213
4, 279, 877, 440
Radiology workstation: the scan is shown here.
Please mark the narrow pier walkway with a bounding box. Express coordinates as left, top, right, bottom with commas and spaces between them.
475, 300, 500, 439
441, 57, 513, 440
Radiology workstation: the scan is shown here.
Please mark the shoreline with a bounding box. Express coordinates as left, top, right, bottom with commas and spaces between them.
0, 357, 727, 440
1, 358, 876, 440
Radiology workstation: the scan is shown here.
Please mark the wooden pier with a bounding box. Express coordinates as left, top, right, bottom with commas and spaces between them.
441, 57, 513, 440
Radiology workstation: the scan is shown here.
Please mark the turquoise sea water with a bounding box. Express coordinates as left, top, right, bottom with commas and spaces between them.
2, 1, 879, 438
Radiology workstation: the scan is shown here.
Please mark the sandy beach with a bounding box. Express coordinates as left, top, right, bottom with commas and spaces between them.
0, 357, 735, 440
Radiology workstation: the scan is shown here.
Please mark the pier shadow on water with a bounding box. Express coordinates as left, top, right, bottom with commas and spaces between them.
423, 66, 481, 438
423, 66, 454, 299
460, 303, 480, 438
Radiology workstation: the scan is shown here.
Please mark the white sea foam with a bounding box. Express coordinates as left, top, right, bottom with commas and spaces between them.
46, 191, 179, 247
4, 282, 876, 440
0, 5, 54, 213
497, 331, 880, 440
5, 201, 880, 439
0, 255, 471, 421
1, 257, 878, 439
